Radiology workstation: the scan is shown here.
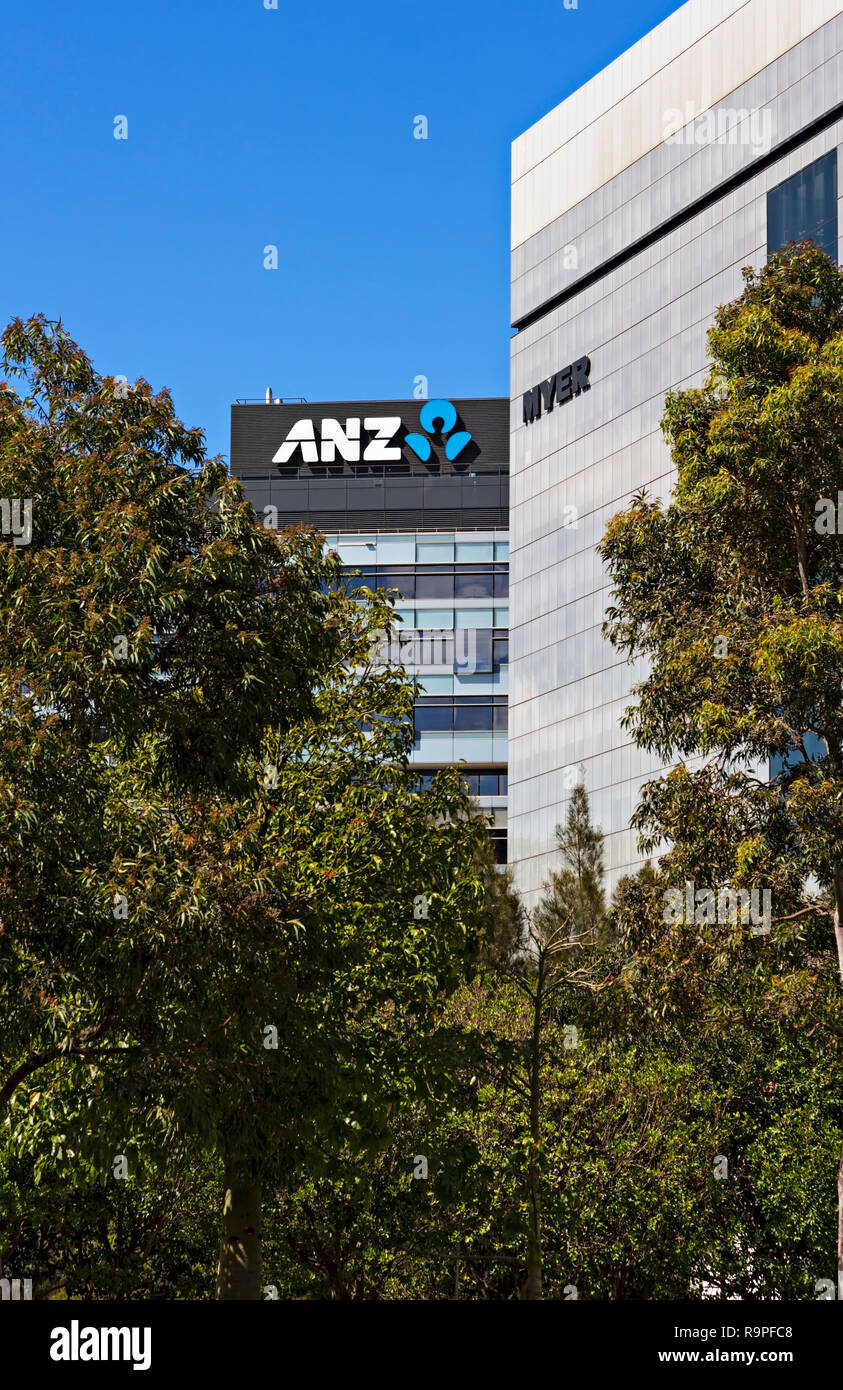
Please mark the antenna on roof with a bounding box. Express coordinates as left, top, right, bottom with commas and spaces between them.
265, 387, 272, 404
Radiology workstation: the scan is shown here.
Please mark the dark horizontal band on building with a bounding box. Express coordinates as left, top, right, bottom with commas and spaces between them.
512, 96, 843, 333
259, 508, 509, 531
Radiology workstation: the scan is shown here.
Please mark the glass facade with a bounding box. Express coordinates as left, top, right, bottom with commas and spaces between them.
326, 525, 510, 862
768, 151, 838, 262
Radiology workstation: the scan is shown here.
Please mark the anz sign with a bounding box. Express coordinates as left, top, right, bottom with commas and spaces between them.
272, 399, 474, 473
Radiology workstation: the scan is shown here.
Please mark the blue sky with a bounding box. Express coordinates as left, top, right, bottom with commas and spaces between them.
1, 0, 684, 463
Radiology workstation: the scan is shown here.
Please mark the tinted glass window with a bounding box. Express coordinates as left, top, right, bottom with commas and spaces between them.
414, 707, 452, 731
493, 572, 509, 598
379, 569, 415, 598
454, 704, 493, 731
768, 151, 838, 261
416, 572, 454, 599
455, 571, 494, 598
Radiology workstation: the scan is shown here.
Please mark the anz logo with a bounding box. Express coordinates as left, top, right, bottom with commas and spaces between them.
405, 399, 471, 463
272, 399, 473, 470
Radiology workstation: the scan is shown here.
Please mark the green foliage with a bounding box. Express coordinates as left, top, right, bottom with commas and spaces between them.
534, 780, 607, 945
4, 276, 842, 1299
0, 317, 492, 1296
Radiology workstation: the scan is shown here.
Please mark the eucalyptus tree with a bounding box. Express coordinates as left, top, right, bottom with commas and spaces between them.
0, 316, 493, 1299
599, 244, 843, 1296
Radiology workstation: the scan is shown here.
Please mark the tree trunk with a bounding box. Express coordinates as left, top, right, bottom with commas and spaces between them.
216, 1163, 261, 1300
793, 520, 811, 599
838, 1136, 843, 1302
524, 964, 544, 1300
525, 1152, 543, 1300
832, 874, 843, 981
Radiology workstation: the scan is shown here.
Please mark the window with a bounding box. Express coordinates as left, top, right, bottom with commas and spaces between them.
417, 541, 454, 563
342, 563, 508, 606
418, 674, 453, 694
416, 571, 454, 599
416, 768, 507, 796
455, 608, 491, 629
379, 569, 415, 598
416, 608, 453, 629
455, 541, 494, 562
414, 697, 508, 734
768, 151, 838, 262
493, 637, 509, 667
414, 706, 452, 732
454, 704, 494, 731
490, 828, 508, 865
455, 570, 494, 598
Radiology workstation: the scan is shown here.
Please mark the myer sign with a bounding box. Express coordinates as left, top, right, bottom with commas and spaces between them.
523, 355, 591, 424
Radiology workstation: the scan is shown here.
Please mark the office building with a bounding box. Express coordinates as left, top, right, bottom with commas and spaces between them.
230, 395, 511, 859
510, 0, 843, 901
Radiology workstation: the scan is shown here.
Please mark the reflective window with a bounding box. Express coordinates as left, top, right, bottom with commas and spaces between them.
347, 569, 376, 591
455, 608, 491, 629
379, 569, 415, 598
414, 706, 452, 731
416, 608, 453, 629
416, 571, 454, 599
417, 541, 454, 563
455, 704, 494, 731
418, 674, 453, 694
413, 699, 507, 733
768, 151, 838, 261
455, 570, 494, 598
455, 542, 494, 562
